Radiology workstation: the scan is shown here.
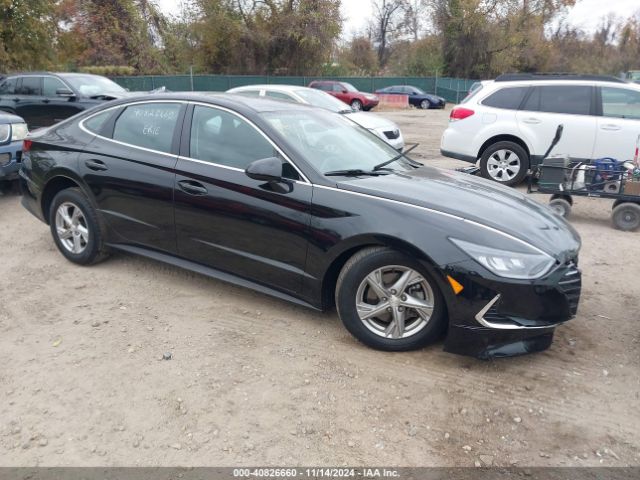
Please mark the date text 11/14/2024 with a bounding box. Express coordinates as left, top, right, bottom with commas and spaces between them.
232, 468, 400, 478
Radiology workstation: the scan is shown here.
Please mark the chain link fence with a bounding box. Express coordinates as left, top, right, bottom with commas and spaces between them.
111, 75, 478, 104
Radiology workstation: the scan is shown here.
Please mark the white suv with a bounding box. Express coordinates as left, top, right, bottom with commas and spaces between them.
441, 74, 640, 185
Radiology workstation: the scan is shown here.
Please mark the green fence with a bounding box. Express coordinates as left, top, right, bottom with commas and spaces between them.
111, 75, 478, 104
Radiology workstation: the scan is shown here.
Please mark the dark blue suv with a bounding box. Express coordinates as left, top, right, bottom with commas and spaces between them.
0, 111, 27, 182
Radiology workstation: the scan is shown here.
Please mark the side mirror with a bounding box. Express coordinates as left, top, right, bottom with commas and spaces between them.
245, 157, 284, 182
56, 88, 75, 97
341, 89, 348, 94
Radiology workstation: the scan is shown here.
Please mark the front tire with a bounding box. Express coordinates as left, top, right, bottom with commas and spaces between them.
480, 141, 529, 186
49, 188, 109, 265
351, 99, 363, 111
335, 247, 447, 351
420, 99, 431, 109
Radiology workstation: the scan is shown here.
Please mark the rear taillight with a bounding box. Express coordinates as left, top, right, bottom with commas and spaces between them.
22, 139, 32, 152
450, 107, 475, 122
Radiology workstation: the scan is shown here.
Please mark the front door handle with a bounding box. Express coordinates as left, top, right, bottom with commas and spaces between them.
11, 98, 20, 103
600, 124, 621, 131
85, 159, 108, 171
178, 180, 208, 196
42, 99, 50, 104
522, 117, 541, 124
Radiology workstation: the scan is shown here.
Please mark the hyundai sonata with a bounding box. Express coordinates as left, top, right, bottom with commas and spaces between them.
20, 94, 581, 358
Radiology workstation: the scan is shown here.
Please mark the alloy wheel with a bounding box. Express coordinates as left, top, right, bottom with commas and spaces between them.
355, 265, 435, 339
487, 149, 521, 182
55, 202, 89, 254
420, 100, 429, 109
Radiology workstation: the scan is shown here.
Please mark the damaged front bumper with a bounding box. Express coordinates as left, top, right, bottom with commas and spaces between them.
441, 260, 581, 359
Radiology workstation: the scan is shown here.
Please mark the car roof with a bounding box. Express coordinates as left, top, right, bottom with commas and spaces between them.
95, 92, 315, 114
230, 84, 308, 93
482, 78, 639, 89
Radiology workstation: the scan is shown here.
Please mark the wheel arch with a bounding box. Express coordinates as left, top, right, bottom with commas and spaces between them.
40, 172, 88, 224
319, 235, 445, 310
477, 134, 531, 162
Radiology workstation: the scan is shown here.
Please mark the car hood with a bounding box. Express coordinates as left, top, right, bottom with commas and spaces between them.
336, 166, 581, 260
344, 111, 398, 131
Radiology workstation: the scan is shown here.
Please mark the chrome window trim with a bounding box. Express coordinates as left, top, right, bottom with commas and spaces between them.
312, 184, 554, 256
186, 101, 310, 184
78, 100, 186, 158
78, 99, 311, 184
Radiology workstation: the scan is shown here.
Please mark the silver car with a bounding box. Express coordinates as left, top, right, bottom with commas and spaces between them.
227, 84, 405, 151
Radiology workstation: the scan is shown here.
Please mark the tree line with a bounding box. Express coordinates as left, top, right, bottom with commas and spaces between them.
1, 0, 639, 79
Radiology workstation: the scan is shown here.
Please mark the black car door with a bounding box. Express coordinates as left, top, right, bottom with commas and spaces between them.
14, 76, 47, 128
174, 103, 312, 295
42, 76, 85, 125
78, 101, 187, 253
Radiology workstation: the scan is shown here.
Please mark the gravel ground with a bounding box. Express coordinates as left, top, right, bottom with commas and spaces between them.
0, 107, 638, 467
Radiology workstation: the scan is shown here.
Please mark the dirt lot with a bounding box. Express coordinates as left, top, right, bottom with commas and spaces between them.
0, 108, 639, 467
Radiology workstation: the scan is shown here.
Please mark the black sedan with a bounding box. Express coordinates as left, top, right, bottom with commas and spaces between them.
375, 85, 446, 109
19, 94, 581, 359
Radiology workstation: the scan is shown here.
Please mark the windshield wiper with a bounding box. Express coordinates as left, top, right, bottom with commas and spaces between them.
373, 143, 421, 171
324, 169, 392, 177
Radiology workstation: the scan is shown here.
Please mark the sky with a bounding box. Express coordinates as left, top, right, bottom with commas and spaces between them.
157, 0, 640, 37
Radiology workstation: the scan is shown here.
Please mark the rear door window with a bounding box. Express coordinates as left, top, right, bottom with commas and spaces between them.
523, 85, 592, 115
482, 87, 529, 110
112, 102, 182, 153
18, 77, 42, 95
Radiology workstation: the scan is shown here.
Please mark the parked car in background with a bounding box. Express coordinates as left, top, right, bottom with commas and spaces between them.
0, 72, 134, 129
308, 80, 379, 111
375, 85, 446, 109
0, 111, 28, 184
20, 93, 581, 359
227, 84, 404, 150
441, 73, 640, 186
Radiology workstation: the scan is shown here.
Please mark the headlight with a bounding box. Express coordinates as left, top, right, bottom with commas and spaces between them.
450, 238, 555, 280
11, 123, 28, 142
0, 124, 9, 143
366, 94, 378, 100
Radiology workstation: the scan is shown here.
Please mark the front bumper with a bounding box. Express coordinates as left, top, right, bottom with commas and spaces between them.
0, 140, 22, 181
440, 260, 581, 359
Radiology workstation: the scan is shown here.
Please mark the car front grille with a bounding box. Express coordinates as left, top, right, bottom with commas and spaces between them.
558, 263, 581, 316
384, 130, 400, 140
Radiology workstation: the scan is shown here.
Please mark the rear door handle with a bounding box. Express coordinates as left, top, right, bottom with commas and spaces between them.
522, 117, 541, 124
85, 159, 108, 171
178, 180, 208, 196
600, 124, 621, 131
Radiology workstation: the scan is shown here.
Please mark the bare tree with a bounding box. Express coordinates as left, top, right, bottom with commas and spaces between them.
402, 0, 428, 41
371, 0, 404, 67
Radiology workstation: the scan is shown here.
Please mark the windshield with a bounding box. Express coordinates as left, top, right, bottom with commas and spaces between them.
342, 82, 358, 92
261, 109, 414, 175
63, 75, 127, 96
295, 89, 353, 113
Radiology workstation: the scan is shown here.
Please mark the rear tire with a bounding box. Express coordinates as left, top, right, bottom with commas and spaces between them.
49, 188, 110, 265
479, 141, 529, 186
612, 202, 640, 231
335, 247, 447, 351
